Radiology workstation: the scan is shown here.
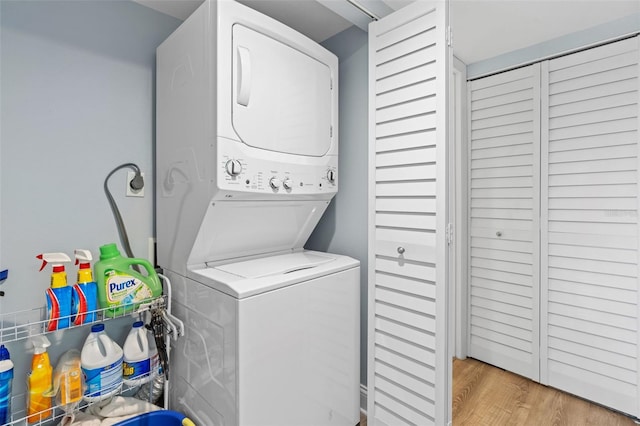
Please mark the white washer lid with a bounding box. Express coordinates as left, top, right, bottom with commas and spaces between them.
213, 251, 334, 279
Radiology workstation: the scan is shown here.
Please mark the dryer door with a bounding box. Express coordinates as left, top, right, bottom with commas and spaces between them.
232, 24, 333, 157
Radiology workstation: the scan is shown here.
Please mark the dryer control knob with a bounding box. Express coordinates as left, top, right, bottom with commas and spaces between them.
269, 177, 282, 190
282, 179, 293, 190
225, 159, 242, 176
327, 169, 336, 183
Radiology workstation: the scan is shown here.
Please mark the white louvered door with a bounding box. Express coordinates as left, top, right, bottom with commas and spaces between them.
468, 64, 541, 381
540, 36, 640, 416
367, 1, 449, 425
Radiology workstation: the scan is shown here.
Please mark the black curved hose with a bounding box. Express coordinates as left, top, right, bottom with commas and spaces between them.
103, 163, 144, 258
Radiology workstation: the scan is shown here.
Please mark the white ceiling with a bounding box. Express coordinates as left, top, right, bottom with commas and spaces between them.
135, 0, 640, 64
451, 0, 640, 64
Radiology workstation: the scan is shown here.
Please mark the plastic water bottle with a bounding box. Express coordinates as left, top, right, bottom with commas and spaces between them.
0, 345, 14, 424
135, 327, 164, 404
123, 321, 151, 386
81, 324, 123, 402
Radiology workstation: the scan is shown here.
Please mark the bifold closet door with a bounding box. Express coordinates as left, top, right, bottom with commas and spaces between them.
468, 64, 541, 381
540, 36, 640, 416
367, 1, 449, 425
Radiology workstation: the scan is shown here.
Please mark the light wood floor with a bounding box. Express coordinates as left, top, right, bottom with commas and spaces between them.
453, 357, 636, 426
361, 358, 637, 426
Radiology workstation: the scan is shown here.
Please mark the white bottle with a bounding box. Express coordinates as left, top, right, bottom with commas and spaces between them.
123, 321, 151, 386
81, 323, 123, 402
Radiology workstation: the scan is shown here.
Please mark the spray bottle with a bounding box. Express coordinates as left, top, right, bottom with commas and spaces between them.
37, 253, 72, 331
72, 249, 98, 325
28, 336, 52, 424
0, 345, 14, 424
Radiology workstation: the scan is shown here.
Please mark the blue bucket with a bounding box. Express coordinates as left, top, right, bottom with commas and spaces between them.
114, 410, 195, 426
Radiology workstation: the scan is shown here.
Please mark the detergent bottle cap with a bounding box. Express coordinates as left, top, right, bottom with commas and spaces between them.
99, 244, 121, 260
0, 345, 9, 361
31, 335, 51, 354
132, 321, 144, 328
91, 323, 105, 333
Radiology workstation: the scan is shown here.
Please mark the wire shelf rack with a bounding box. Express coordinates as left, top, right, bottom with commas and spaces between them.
5, 372, 163, 425
0, 296, 166, 345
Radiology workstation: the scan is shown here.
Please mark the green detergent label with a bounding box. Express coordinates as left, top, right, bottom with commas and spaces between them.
105, 270, 154, 306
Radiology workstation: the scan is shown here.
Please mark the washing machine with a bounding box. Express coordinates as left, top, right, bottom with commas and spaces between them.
168, 251, 359, 426
155, 1, 359, 425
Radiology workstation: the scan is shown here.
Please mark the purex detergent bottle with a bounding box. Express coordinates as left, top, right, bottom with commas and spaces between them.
94, 244, 161, 317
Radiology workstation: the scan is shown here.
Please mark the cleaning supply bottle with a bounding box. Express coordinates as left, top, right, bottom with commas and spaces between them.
44, 349, 83, 414
27, 336, 52, 424
0, 345, 14, 424
81, 323, 123, 402
72, 249, 98, 325
94, 244, 162, 317
123, 321, 151, 386
37, 252, 72, 331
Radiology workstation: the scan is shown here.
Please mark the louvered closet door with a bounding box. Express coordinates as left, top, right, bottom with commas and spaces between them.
541, 36, 640, 416
468, 64, 541, 381
367, 2, 449, 425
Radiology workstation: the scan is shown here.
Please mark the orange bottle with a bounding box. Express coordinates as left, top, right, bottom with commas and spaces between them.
27, 336, 52, 423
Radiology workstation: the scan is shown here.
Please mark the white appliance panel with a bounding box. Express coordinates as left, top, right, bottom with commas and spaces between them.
188, 200, 330, 266
238, 266, 360, 426
169, 271, 238, 426
232, 24, 332, 157
215, 251, 334, 278
189, 249, 359, 299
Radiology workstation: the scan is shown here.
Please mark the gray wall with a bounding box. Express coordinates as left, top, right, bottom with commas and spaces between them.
306, 26, 369, 387
0, 0, 180, 404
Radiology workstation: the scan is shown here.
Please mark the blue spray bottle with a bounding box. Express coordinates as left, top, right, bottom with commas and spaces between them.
0, 344, 14, 424
37, 253, 72, 331
72, 249, 98, 325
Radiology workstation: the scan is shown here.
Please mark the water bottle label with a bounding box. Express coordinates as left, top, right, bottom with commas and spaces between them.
82, 357, 123, 398
123, 358, 151, 380
104, 270, 153, 305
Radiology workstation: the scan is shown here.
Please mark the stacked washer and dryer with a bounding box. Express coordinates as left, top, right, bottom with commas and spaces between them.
155, 1, 360, 425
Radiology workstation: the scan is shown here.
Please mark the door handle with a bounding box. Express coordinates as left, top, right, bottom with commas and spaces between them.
397, 247, 405, 254
237, 46, 251, 106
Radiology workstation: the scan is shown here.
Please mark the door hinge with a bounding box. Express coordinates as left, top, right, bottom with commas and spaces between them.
446, 26, 453, 47
446, 223, 454, 245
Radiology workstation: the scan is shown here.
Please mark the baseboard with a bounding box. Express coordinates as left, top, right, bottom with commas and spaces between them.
360, 383, 367, 415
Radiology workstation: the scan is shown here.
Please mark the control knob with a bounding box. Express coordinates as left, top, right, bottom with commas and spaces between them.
225, 159, 242, 176
269, 177, 282, 190
282, 179, 293, 190
326, 169, 336, 184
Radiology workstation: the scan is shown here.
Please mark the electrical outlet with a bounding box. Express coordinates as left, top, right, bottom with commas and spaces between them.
126, 171, 145, 197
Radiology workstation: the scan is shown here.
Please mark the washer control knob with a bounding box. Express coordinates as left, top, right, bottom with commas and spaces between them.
225, 159, 242, 176
269, 177, 282, 190
282, 179, 293, 190
327, 169, 336, 183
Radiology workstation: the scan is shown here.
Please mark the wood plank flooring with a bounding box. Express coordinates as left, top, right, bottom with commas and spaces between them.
361, 358, 637, 426
453, 357, 637, 426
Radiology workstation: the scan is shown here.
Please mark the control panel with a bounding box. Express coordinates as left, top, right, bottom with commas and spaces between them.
216, 138, 337, 198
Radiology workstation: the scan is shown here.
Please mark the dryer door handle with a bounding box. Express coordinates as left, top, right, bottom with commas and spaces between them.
237, 46, 252, 107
